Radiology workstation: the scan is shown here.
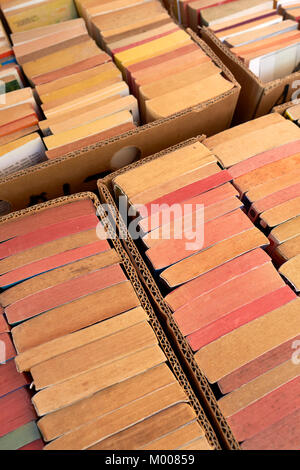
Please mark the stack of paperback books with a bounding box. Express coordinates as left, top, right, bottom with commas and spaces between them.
0, 194, 214, 450
207, 111, 300, 298
11, 18, 139, 160
0, 87, 45, 177
77, 0, 235, 122
173, 0, 300, 82
109, 112, 300, 449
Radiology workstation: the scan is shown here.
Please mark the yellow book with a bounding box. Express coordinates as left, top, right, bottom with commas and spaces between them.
39, 65, 121, 104
49, 95, 139, 133
43, 81, 129, 118
22, 39, 99, 79
0, 132, 45, 177
35, 62, 115, 96
114, 30, 191, 70
4, 0, 78, 33
0, 133, 36, 157
44, 110, 133, 149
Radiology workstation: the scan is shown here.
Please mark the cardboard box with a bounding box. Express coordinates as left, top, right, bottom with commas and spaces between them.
199, 26, 300, 124
272, 100, 295, 115
97, 141, 241, 450
0, 190, 221, 450
0, 32, 239, 215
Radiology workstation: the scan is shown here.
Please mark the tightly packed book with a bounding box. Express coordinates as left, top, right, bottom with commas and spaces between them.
176, 0, 275, 29
211, 108, 300, 294
75, 0, 235, 123
1, 0, 78, 33
9, 18, 140, 162
0, 1, 239, 188
0, 17, 47, 176
0, 63, 22, 93
0, 331, 43, 449
278, 1, 300, 21
0, 18, 16, 69
108, 113, 300, 449
0, 87, 46, 176
173, 0, 300, 82
0, 193, 216, 450
285, 99, 300, 124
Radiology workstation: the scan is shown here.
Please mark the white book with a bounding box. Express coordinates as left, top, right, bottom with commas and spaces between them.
249, 41, 300, 82
0, 133, 46, 177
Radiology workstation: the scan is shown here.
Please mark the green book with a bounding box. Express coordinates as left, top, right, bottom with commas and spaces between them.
0, 421, 41, 450
5, 80, 21, 93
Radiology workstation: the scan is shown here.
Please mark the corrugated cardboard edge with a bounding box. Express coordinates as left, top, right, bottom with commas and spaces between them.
96, 139, 240, 449
272, 100, 294, 115
0, 191, 221, 450
199, 26, 300, 123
